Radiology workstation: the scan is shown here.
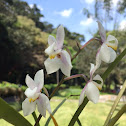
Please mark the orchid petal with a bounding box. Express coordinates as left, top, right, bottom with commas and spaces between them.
56, 25, 64, 49
25, 87, 38, 98
36, 94, 46, 117
22, 98, 36, 116
60, 50, 72, 77
96, 49, 101, 69
97, 21, 106, 42
79, 88, 86, 106
99, 43, 110, 63
93, 74, 103, 90
25, 74, 35, 90
108, 47, 117, 63
93, 74, 103, 85
44, 57, 60, 74
86, 82, 99, 104
37, 93, 52, 117
106, 35, 118, 50
45, 43, 55, 55
34, 69, 44, 90
90, 63, 95, 77
45, 95, 52, 114
48, 35, 56, 45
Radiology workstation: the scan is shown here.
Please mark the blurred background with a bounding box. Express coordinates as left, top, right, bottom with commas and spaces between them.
0, 0, 126, 125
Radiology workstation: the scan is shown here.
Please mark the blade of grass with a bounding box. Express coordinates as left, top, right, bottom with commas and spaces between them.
104, 80, 126, 126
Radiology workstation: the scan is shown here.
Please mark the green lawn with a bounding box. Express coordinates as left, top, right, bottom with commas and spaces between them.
0, 98, 126, 126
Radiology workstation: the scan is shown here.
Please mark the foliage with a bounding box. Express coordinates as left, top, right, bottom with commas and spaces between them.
1, 100, 126, 126
0, 98, 32, 126
0, 81, 26, 91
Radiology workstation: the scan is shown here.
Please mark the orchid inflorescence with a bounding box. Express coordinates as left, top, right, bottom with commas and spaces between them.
22, 21, 118, 123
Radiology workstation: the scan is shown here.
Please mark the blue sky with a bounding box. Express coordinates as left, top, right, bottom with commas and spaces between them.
23, 0, 126, 42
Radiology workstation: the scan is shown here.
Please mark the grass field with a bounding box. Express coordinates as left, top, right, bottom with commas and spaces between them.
0, 97, 126, 126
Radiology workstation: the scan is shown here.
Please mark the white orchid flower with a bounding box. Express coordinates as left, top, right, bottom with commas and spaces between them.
44, 25, 72, 77
22, 70, 52, 117
97, 21, 118, 63
79, 64, 103, 105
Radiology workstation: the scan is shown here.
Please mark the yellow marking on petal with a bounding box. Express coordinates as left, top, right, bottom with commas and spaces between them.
49, 55, 55, 59
94, 83, 102, 90
106, 44, 117, 51
98, 86, 102, 90
29, 98, 32, 103
29, 97, 38, 103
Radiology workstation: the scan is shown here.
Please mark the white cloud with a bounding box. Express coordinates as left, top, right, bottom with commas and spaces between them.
38, 5, 43, 11
112, 0, 119, 7
29, 4, 43, 11
56, 8, 73, 17
29, 4, 34, 8
119, 20, 126, 30
80, 17, 93, 26
80, 0, 94, 4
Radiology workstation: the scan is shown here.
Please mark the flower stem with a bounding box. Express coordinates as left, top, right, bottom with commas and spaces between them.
103, 80, 126, 126
32, 112, 40, 126
56, 70, 59, 85
49, 75, 65, 100
108, 104, 126, 126
71, 38, 101, 61
64, 74, 88, 82
34, 115, 42, 126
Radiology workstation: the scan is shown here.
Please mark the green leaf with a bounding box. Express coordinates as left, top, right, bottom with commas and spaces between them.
32, 112, 40, 126
45, 98, 67, 126
76, 117, 82, 126
108, 104, 126, 126
68, 97, 89, 126
0, 98, 32, 126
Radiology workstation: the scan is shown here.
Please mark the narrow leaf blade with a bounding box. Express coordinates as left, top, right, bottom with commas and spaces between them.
77, 117, 82, 126
45, 98, 67, 126
0, 98, 32, 126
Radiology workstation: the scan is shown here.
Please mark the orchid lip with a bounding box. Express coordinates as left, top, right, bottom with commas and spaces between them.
106, 44, 117, 51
